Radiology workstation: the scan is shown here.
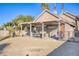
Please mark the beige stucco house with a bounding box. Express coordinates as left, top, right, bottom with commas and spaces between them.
20, 9, 77, 40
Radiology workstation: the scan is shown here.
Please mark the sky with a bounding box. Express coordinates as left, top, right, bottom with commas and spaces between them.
0, 3, 79, 26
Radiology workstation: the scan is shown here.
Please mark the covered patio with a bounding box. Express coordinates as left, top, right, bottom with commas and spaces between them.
19, 10, 70, 40
20, 21, 60, 38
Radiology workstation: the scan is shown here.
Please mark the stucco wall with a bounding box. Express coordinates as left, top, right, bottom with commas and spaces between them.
65, 23, 74, 39
77, 21, 79, 31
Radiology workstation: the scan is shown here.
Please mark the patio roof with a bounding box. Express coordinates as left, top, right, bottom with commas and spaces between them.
19, 21, 59, 25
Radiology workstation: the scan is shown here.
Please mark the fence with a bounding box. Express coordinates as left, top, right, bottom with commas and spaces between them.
0, 30, 9, 40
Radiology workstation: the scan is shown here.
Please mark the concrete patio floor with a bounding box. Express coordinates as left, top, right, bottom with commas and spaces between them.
0, 36, 65, 56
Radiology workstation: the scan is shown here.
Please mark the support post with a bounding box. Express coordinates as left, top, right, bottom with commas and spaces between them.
58, 20, 61, 40
30, 23, 32, 37
21, 24, 22, 37
68, 31, 70, 40
42, 23, 44, 38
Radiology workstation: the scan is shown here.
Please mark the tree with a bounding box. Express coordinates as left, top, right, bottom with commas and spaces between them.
41, 3, 50, 10
12, 15, 34, 30
4, 22, 13, 27
12, 15, 33, 25
1, 15, 34, 34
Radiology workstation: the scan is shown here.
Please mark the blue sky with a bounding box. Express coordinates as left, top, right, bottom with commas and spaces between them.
0, 3, 79, 26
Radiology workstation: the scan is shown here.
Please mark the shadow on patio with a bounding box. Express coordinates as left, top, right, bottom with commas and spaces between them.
0, 43, 10, 55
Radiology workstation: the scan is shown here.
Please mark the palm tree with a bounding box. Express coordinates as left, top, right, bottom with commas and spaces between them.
41, 3, 50, 10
